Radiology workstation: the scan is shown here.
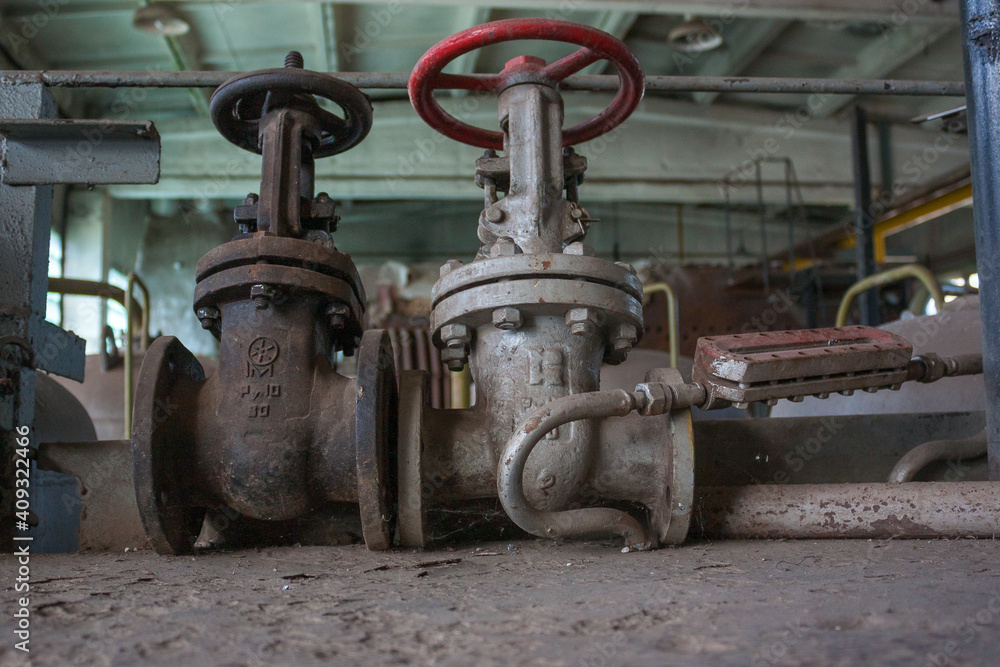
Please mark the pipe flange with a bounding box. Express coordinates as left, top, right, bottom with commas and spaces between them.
354, 329, 399, 551
430, 278, 643, 349
132, 336, 208, 555
432, 253, 642, 306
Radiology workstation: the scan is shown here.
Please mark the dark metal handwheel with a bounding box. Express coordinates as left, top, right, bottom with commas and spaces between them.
210, 68, 373, 158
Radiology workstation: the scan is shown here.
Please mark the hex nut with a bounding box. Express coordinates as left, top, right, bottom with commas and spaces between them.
615, 261, 637, 276
565, 308, 599, 336
440, 259, 464, 278
490, 237, 521, 257
493, 307, 522, 330
440, 323, 470, 346
440, 347, 467, 371
563, 241, 595, 257
636, 382, 670, 416
485, 206, 505, 224
250, 284, 277, 309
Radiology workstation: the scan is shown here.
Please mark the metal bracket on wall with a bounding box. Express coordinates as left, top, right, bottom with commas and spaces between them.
0, 119, 160, 186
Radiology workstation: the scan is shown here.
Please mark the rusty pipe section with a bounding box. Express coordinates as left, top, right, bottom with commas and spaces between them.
694, 482, 1000, 539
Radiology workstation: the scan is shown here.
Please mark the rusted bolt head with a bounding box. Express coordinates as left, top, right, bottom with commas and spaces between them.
326, 303, 350, 330
250, 284, 276, 309
485, 206, 505, 224
505, 55, 546, 70
490, 237, 521, 257
493, 307, 522, 331
565, 308, 599, 336
440, 323, 470, 347
611, 323, 638, 356
196, 306, 221, 330
563, 242, 595, 257
440, 259, 464, 278
570, 207, 585, 220
0, 377, 15, 396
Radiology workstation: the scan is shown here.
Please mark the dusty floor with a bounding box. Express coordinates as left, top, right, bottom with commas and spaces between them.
1, 538, 999, 666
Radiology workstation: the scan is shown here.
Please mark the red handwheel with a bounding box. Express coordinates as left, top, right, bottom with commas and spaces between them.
408, 18, 645, 150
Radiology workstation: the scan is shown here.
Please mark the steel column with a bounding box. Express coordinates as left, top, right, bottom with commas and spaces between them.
851, 106, 879, 326
960, 0, 1000, 480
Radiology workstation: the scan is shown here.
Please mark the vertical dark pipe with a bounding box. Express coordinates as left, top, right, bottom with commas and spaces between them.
960, 0, 1000, 480
755, 162, 770, 293
851, 105, 879, 326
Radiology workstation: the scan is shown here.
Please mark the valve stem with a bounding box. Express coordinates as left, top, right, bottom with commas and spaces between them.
284, 51, 304, 69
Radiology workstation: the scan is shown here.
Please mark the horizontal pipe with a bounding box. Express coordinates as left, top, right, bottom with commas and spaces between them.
695, 482, 1000, 539
0, 70, 966, 96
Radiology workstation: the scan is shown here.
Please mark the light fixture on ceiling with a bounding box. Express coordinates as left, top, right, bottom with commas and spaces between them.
133, 2, 191, 36
667, 18, 723, 53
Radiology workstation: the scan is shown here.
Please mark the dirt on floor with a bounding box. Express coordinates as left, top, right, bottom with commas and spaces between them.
1, 538, 999, 666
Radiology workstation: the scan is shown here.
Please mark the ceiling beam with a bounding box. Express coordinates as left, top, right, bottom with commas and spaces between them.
448, 7, 493, 76
152, 0, 960, 24
688, 19, 791, 106
108, 95, 969, 206
164, 31, 211, 116
583, 11, 640, 74
0, 18, 78, 116
312, 2, 340, 72
810, 23, 956, 118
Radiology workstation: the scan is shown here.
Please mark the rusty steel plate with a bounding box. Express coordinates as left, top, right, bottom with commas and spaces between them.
132, 337, 208, 555
693, 326, 913, 408
355, 330, 398, 551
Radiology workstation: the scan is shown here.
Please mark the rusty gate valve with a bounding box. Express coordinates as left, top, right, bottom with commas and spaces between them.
132, 55, 396, 556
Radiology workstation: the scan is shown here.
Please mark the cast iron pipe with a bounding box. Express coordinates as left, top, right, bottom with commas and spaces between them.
695, 482, 1000, 539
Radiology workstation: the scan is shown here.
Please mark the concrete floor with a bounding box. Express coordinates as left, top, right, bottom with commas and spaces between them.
2, 538, 998, 666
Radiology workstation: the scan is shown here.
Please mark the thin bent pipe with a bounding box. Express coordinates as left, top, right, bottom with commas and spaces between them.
888, 430, 988, 483
497, 389, 652, 550
836, 264, 945, 326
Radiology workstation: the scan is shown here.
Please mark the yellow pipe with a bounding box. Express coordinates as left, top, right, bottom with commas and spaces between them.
643, 282, 680, 369
835, 264, 945, 327
124, 273, 152, 438
839, 183, 973, 263
450, 365, 471, 409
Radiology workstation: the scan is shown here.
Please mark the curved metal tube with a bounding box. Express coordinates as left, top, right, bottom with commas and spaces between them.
497, 389, 651, 550
836, 264, 945, 326
888, 430, 988, 483
124, 273, 151, 437
644, 282, 679, 368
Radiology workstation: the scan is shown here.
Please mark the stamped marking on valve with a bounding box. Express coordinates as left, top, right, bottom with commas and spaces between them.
247, 337, 279, 378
